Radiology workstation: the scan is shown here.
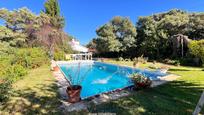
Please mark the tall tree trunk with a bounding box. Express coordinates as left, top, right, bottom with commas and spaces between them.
181, 38, 184, 58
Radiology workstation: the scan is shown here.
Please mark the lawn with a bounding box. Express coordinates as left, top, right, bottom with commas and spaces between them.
87, 60, 204, 115
0, 65, 62, 115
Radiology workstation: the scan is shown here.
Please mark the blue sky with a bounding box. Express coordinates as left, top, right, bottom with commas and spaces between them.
0, 0, 204, 45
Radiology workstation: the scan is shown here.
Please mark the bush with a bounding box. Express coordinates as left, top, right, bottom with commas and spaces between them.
0, 79, 12, 102
163, 59, 180, 66
116, 57, 123, 61
188, 40, 204, 66
174, 60, 180, 66
180, 58, 202, 66
133, 56, 148, 64
12, 48, 49, 69
0, 46, 49, 102
124, 58, 131, 62
54, 51, 65, 61
3, 65, 28, 82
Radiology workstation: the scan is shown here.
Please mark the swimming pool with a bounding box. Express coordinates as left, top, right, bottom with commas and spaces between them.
58, 61, 167, 99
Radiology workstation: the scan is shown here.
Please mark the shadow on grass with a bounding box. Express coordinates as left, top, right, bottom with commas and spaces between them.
1, 83, 62, 115
169, 68, 191, 71
88, 80, 203, 115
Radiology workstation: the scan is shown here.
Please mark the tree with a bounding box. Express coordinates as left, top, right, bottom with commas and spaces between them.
0, 8, 72, 58
44, 0, 65, 29
95, 16, 137, 55
86, 38, 97, 49
0, 8, 52, 47
0, 8, 37, 32
170, 34, 191, 58
189, 13, 204, 40
188, 40, 204, 66
157, 9, 189, 36
136, 16, 160, 58
136, 9, 190, 58
0, 26, 26, 47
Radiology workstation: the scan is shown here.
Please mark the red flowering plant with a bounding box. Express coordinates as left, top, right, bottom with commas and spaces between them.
130, 73, 152, 89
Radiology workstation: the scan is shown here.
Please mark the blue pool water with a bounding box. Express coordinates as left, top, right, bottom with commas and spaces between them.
58, 61, 167, 99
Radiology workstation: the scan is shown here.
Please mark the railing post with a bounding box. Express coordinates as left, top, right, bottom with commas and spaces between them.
193, 91, 204, 115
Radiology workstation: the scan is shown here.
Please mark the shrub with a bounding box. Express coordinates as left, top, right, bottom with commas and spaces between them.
124, 58, 131, 62
0, 79, 12, 102
133, 56, 148, 64
163, 59, 180, 66
12, 48, 49, 69
188, 40, 204, 66
174, 60, 180, 66
3, 65, 27, 82
117, 57, 123, 61
0, 46, 48, 102
54, 51, 65, 61
180, 58, 202, 66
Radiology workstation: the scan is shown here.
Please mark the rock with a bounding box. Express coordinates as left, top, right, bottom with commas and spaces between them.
101, 94, 110, 99
58, 87, 68, 100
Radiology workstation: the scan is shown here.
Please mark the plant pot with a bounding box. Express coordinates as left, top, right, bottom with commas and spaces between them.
53, 66, 59, 71
135, 81, 152, 89
66, 85, 82, 103
136, 82, 146, 87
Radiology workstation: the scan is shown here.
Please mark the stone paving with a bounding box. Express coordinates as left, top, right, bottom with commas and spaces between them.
52, 61, 180, 112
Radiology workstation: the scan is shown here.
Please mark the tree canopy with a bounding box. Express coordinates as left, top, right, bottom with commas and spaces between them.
95, 16, 137, 54
44, 0, 65, 29
0, 7, 72, 58
188, 40, 204, 65
89, 9, 204, 63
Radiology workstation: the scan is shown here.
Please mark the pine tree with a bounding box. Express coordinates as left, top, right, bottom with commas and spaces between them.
44, 0, 64, 29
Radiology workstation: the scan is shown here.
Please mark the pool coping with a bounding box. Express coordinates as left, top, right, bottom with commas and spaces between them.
53, 60, 180, 112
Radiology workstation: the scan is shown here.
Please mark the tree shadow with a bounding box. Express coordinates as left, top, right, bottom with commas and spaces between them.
1, 82, 63, 115
88, 80, 203, 115
169, 68, 191, 71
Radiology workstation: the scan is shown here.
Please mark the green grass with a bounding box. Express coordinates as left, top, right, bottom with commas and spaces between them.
87, 60, 204, 115
0, 65, 62, 115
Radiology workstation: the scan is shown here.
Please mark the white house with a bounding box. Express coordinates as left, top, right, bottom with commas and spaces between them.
67, 39, 92, 60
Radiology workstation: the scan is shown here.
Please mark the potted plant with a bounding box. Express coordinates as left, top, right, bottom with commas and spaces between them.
130, 73, 152, 89
65, 62, 91, 103
66, 85, 82, 103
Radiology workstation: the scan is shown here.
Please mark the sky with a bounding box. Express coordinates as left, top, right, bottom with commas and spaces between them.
0, 0, 204, 45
